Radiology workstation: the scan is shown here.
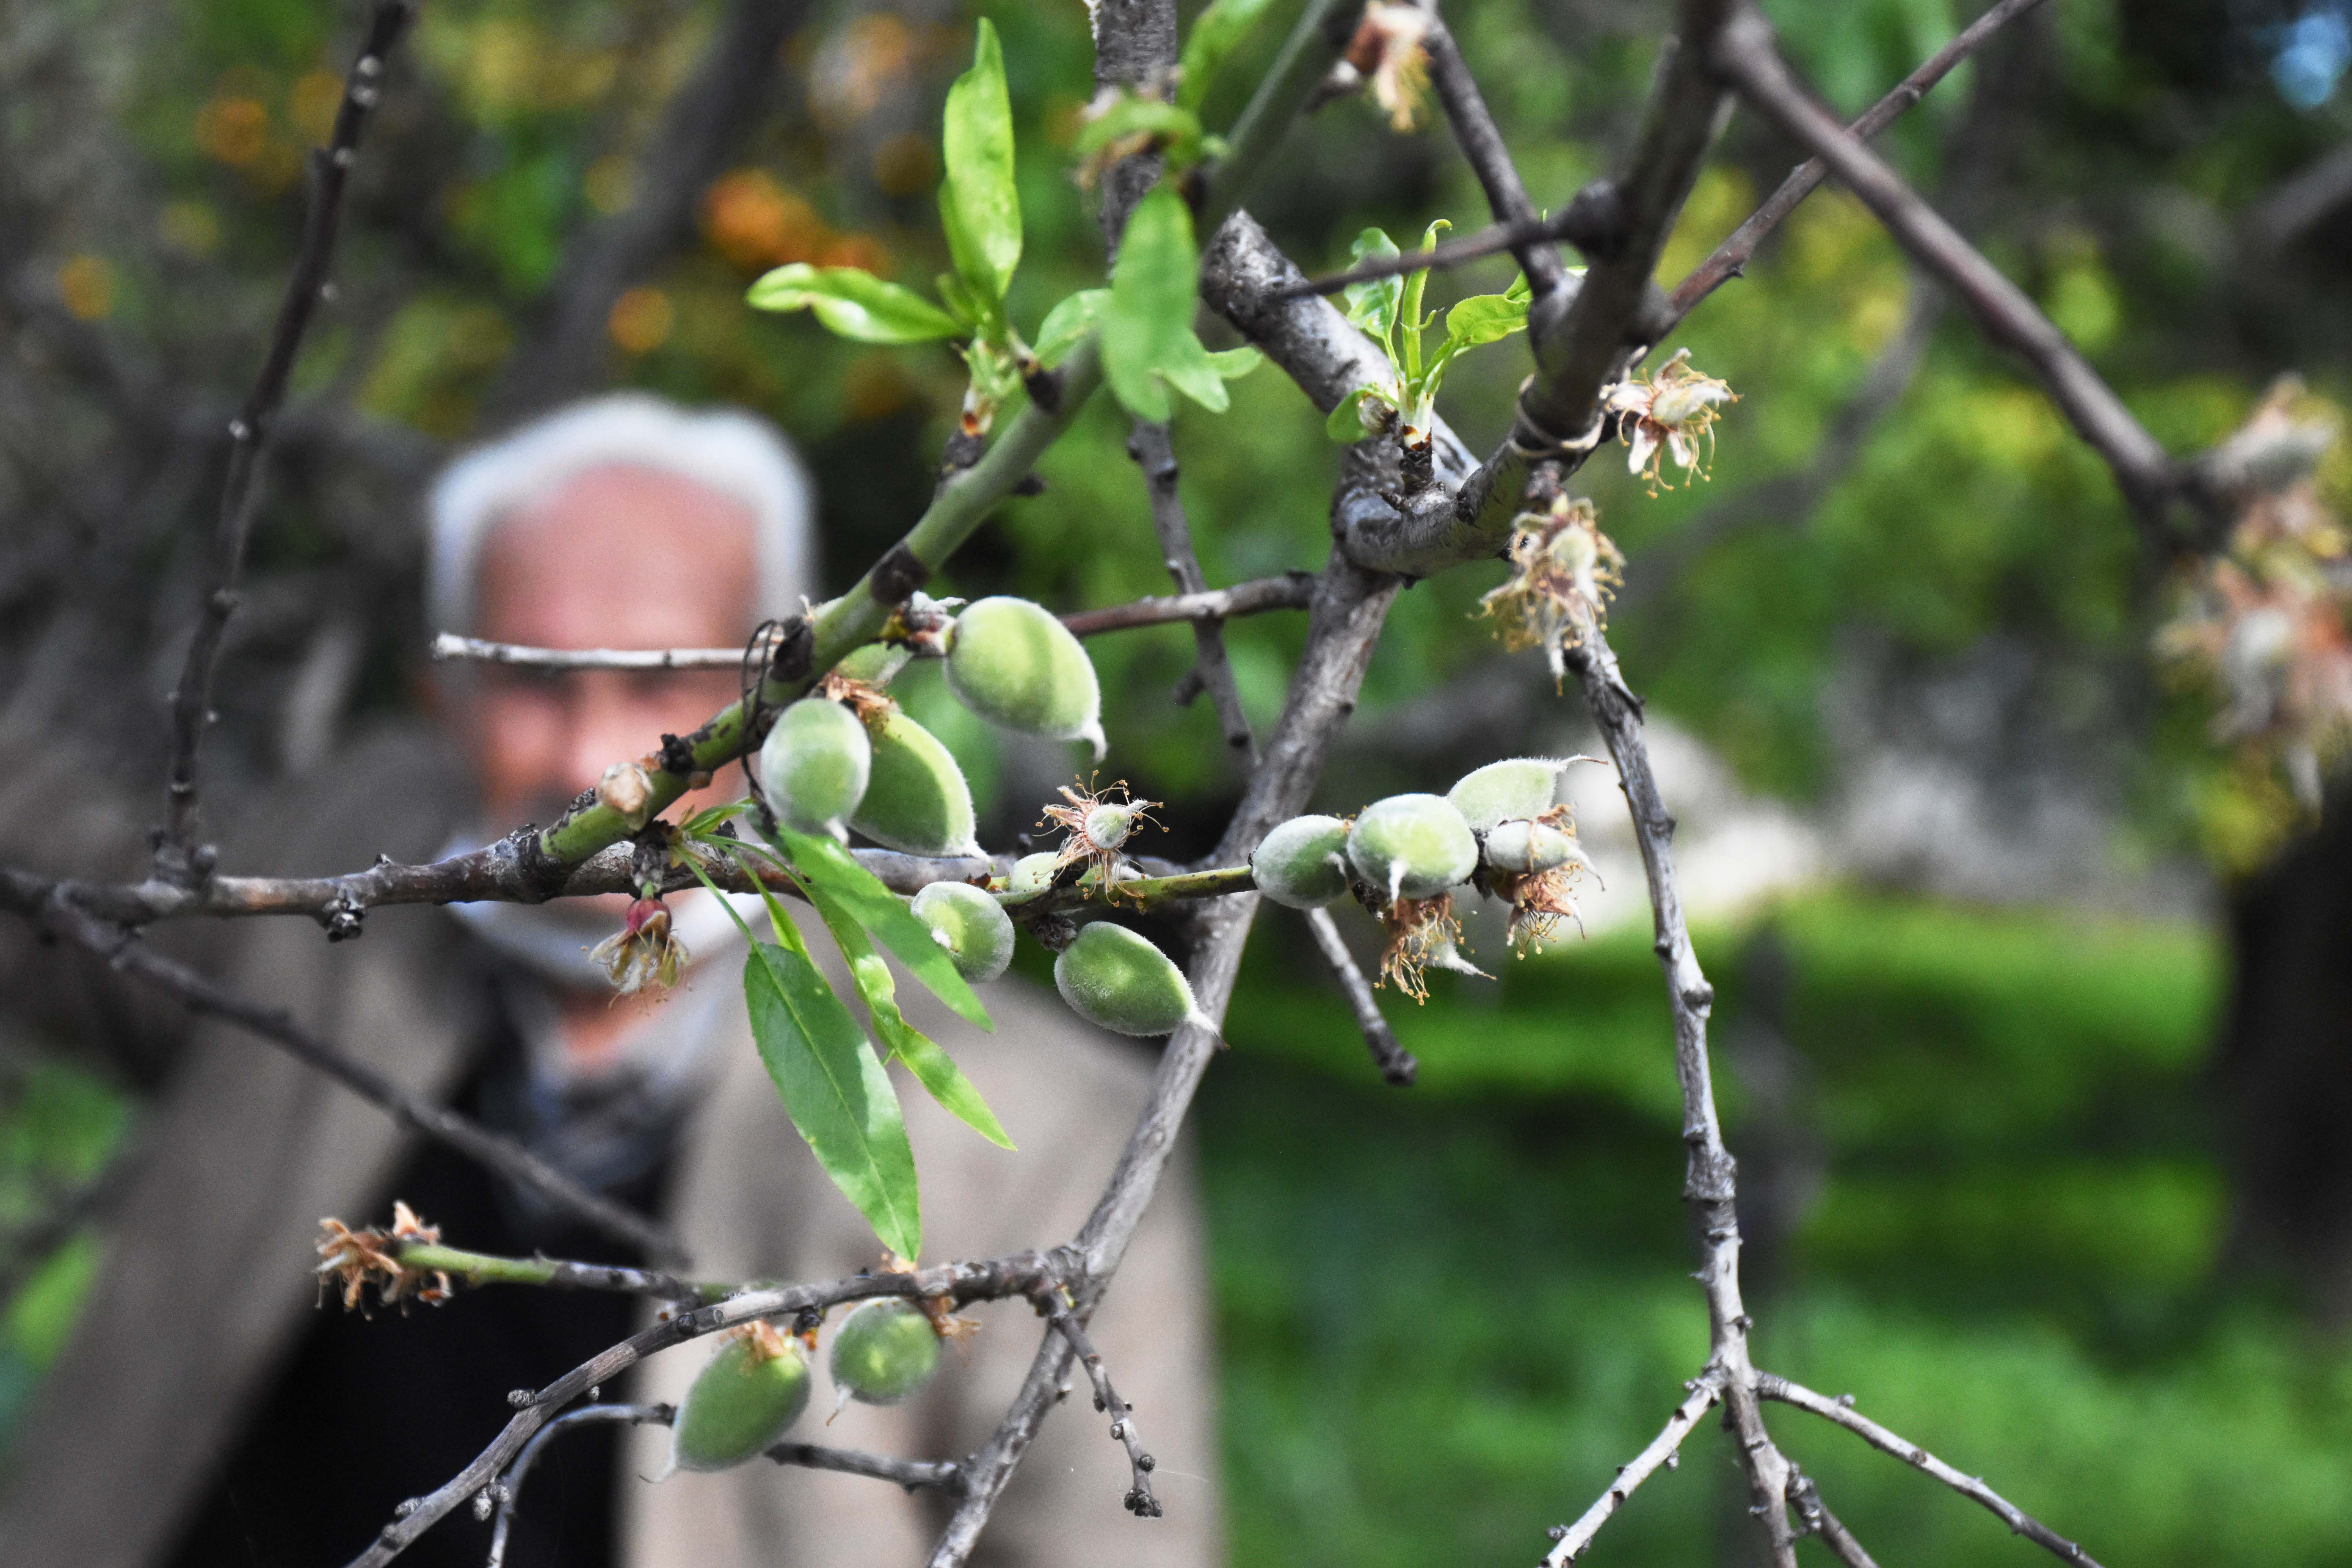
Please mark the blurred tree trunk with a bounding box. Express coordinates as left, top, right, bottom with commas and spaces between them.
2216, 793, 2352, 1324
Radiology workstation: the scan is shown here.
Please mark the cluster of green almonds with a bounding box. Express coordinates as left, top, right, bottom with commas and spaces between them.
756, 596, 1105, 855
1248, 757, 1594, 911
668, 1300, 948, 1474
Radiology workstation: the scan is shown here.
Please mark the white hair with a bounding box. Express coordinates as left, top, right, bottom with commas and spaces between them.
426, 394, 817, 637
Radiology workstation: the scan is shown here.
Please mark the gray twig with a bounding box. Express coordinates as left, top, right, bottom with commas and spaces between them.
764, 1440, 965, 1494
157, 0, 415, 881
1127, 422, 1256, 757
1303, 906, 1416, 1086
484, 1405, 673, 1568
1665, 0, 2051, 327
1543, 1365, 1725, 1565
26, 890, 684, 1266
1421, 16, 1568, 295
1712, 7, 2190, 532
1040, 1292, 1161, 1517
1758, 1373, 2106, 1568
1786, 1466, 1883, 1568
2247, 136, 2352, 252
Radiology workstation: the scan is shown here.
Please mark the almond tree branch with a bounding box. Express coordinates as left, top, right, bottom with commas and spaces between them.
1711, 7, 2192, 534
1038, 1290, 1161, 1517
1560, 592, 1799, 1567
484, 1405, 675, 1568
17, 887, 684, 1264
158, 0, 415, 881
1757, 1372, 2107, 1568
1787, 1466, 1883, 1568
428, 573, 1317, 671
1421, 15, 1568, 295
1128, 423, 1257, 756
1303, 905, 1416, 1086
1664, 0, 2050, 328
344, 1251, 1059, 1567
1543, 1363, 1726, 1565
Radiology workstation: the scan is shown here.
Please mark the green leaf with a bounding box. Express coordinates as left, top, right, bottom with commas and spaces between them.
775, 826, 991, 1031
1157, 331, 1232, 414
1205, 344, 1263, 378
935, 270, 984, 332
940, 18, 1021, 306
744, 940, 922, 1260
1341, 228, 1402, 347
803, 885, 1014, 1150
1100, 184, 1200, 422
1034, 288, 1108, 368
747, 264, 964, 343
1325, 385, 1392, 444
681, 801, 753, 837
1441, 290, 1532, 350
1177, 0, 1280, 111
1403, 218, 1450, 334
1073, 94, 1207, 171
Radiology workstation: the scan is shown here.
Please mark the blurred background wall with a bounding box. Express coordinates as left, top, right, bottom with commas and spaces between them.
4, 0, 2352, 1561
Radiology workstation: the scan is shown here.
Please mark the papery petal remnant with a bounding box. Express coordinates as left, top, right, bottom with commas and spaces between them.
588, 897, 689, 996
316, 1201, 451, 1314
1477, 496, 1625, 688
1603, 348, 1738, 495
1040, 775, 1162, 899
1346, 2, 1433, 133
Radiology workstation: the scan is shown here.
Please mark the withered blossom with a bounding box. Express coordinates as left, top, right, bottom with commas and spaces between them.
1604, 348, 1738, 494
316, 1201, 451, 1314
589, 896, 689, 996
1477, 496, 1624, 686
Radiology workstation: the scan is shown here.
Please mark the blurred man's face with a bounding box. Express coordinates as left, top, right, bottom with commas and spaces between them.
465, 464, 757, 828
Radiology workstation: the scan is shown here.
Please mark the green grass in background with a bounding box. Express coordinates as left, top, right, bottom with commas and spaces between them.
1202, 892, 2352, 1566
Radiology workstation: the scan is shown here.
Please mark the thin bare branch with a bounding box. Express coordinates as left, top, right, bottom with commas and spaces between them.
22, 889, 684, 1265
1060, 572, 1318, 636
1713, 7, 2189, 531
764, 1439, 964, 1493
1040, 1292, 1162, 1517
1127, 422, 1256, 757
1422, 16, 1567, 294
2247, 136, 2352, 251
345, 1252, 1058, 1567
1666, 0, 2051, 327
1303, 906, 1416, 1086
158, 0, 415, 879
1543, 1364, 1725, 1564
485, 1405, 674, 1568
1788, 1467, 1883, 1568
1758, 1373, 2107, 1568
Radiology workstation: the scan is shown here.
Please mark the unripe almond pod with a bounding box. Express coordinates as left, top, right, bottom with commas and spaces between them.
1249, 815, 1353, 909
1346, 794, 1478, 904
850, 710, 982, 857
944, 597, 1106, 760
1483, 818, 1581, 876
1001, 851, 1062, 901
828, 1298, 942, 1406
1053, 921, 1205, 1037
669, 1325, 811, 1474
1447, 758, 1573, 831
830, 641, 913, 688
910, 882, 1016, 983
759, 698, 871, 839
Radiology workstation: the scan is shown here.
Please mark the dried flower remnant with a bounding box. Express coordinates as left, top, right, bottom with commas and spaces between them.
1041, 777, 1161, 895
1604, 348, 1738, 494
1376, 893, 1487, 1002
813, 670, 900, 732
1345, 2, 1433, 132
1478, 497, 1624, 686
316, 1201, 451, 1313
2158, 378, 2352, 807
588, 896, 688, 996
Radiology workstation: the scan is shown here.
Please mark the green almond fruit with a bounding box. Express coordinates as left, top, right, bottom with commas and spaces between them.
1483, 818, 1585, 877
944, 597, 1106, 760
670, 1327, 811, 1474
1249, 815, 1353, 909
1000, 851, 1062, 901
829, 1298, 943, 1407
850, 709, 982, 857
830, 641, 913, 688
910, 881, 1016, 983
758, 698, 871, 840
1053, 921, 1205, 1037
1446, 758, 1573, 832
1346, 793, 1478, 904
